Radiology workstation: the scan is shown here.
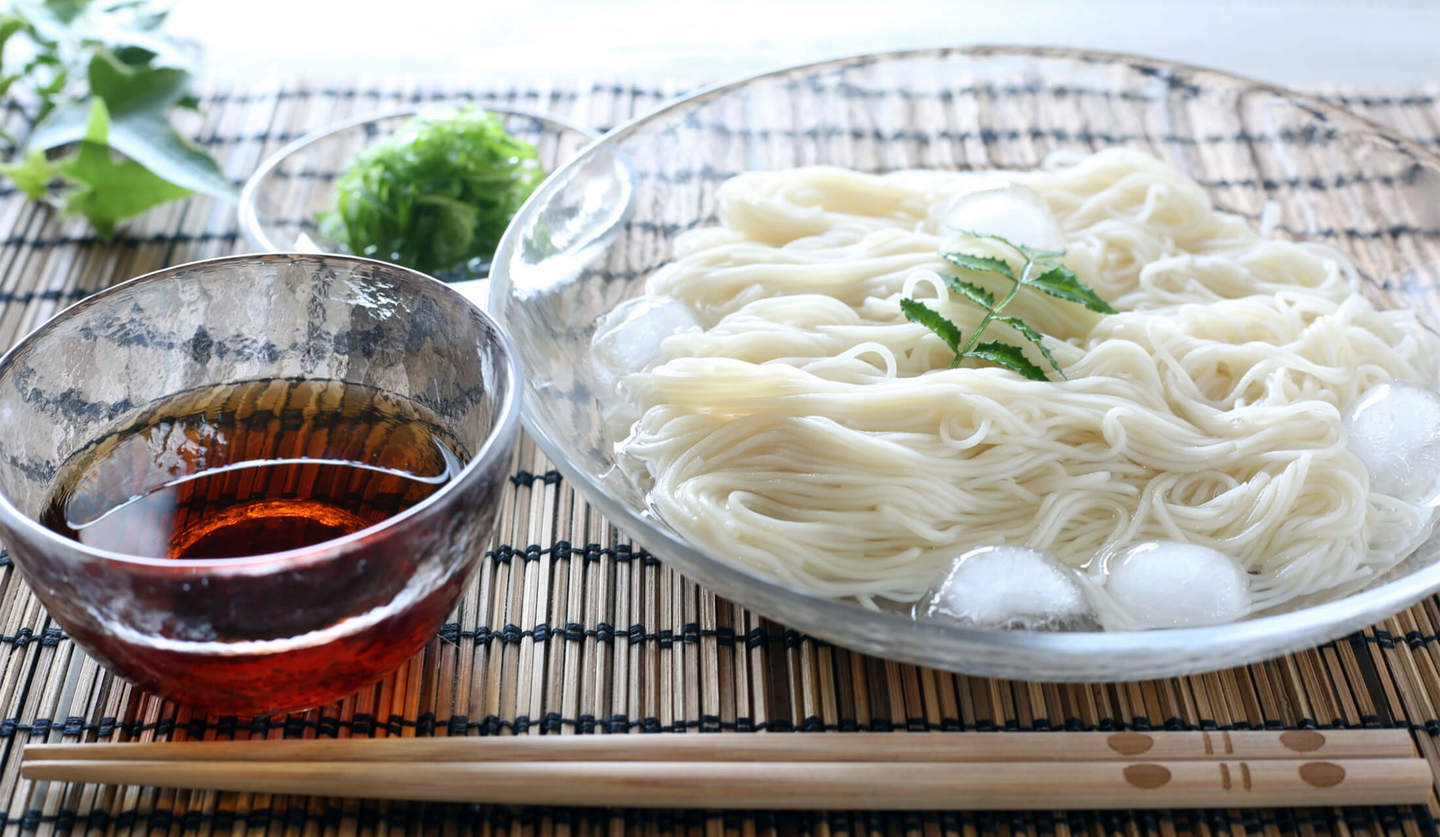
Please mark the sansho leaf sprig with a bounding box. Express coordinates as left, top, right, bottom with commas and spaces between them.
900, 231, 1116, 382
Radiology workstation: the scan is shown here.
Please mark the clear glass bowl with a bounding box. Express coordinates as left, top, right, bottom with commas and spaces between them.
489, 46, 1440, 680
0, 254, 522, 713
239, 107, 598, 281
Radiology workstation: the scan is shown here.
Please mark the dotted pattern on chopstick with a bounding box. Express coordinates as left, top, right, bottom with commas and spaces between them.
1, 70, 1440, 834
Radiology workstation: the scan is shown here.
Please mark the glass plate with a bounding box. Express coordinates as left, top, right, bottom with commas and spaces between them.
489, 46, 1440, 680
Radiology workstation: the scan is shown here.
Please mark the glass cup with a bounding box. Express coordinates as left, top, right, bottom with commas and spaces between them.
0, 253, 520, 715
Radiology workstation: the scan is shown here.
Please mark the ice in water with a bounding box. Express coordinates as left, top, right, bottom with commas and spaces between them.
1104, 542, 1251, 629
920, 545, 1091, 630
592, 295, 700, 375
1346, 382, 1440, 506
939, 183, 1066, 252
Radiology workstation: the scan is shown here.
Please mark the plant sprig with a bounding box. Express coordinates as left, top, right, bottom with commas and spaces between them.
0, 1, 232, 238
902, 231, 1115, 381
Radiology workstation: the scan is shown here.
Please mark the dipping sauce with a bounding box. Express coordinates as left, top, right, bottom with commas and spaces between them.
40, 378, 462, 559
29, 377, 476, 711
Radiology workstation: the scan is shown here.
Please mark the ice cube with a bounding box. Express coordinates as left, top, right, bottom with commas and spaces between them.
592, 295, 701, 375
1104, 542, 1251, 629
1346, 382, 1440, 506
939, 183, 1066, 252
920, 545, 1091, 630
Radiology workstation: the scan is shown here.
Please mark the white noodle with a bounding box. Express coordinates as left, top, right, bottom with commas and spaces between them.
608, 150, 1440, 620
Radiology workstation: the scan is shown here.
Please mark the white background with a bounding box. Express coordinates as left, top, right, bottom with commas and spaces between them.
169, 0, 1440, 91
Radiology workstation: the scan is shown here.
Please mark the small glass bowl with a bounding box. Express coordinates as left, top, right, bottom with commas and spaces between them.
0, 253, 522, 714
239, 107, 598, 281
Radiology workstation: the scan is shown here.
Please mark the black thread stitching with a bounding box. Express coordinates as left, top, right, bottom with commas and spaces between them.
509, 469, 562, 487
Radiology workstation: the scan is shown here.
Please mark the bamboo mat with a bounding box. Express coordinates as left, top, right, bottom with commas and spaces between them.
2, 77, 1440, 834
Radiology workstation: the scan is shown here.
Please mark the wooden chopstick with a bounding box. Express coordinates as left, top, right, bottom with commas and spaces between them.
20, 758, 1431, 809
21, 731, 1432, 810
20, 729, 1419, 763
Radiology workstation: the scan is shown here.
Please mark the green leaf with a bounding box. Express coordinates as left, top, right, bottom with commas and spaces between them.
949, 228, 1025, 253
106, 109, 234, 198
86, 47, 185, 109
104, 1, 154, 19
905, 232, 1115, 383
900, 298, 963, 356
964, 340, 1049, 381
1, 149, 59, 199
997, 315, 1064, 378
55, 97, 192, 237
0, 70, 22, 98
943, 275, 996, 311
942, 249, 1014, 281
75, 90, 106, 142
1026, 263, 1117, 314
0, 13, 41, 110
1013, 243, 1065, 261
40, 0, 91, 25
29, 51, 233, 198
951, 228, 1065, 262
110, 43, 156, 66
20, 0, 197, 70
28, 54, 67, 98
0, 15, 28, 73
15, 0, 73, 41
26, 97, 90, 149
1, 0, 219, 235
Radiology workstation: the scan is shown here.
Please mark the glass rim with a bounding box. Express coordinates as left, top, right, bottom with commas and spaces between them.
490, 44, 1440, 673
0, 252, 524, 574
237, 105, 602, 255
568, 43, 1440, 174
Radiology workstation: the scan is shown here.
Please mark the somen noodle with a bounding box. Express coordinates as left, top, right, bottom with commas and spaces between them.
599, 150, 1440, 628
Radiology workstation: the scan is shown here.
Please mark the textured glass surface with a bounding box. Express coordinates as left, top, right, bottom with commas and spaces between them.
490, 46, 1440, 680
0, 254, 521, 713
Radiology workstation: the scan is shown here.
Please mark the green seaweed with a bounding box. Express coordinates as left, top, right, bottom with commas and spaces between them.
318, 107, 545, 276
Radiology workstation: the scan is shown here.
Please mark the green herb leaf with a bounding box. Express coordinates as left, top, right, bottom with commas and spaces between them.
1013, 244, 1065, 261
943, 275, 997, 311
997, 315, 1064, 378
56, 97, 192, 237
1, 149, 58, 199
904, 230, 1115, 381
900, 298, 963, 357
942, 249, 1014, 281
1026, 263, 1117, 314
965, 340, 1049, 382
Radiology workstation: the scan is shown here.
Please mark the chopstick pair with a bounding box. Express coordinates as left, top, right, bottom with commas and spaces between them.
22, 730, 1434, 810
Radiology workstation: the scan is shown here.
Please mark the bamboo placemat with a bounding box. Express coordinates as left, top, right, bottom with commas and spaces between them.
2, 77, 1440, 834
